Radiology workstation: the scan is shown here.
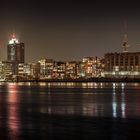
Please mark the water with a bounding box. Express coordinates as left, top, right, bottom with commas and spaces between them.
0, 82, 140, 139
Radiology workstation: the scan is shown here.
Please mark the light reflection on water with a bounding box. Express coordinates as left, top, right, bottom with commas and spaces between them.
112, 82, 126, 118
3, 82, 140, 118
121, 83, 126, 118
7, 84, 20, 139
112, 84, 117, 118
0, 82, 140, 139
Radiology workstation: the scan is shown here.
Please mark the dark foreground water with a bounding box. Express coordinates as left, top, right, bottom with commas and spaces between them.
0, 82, 140, 140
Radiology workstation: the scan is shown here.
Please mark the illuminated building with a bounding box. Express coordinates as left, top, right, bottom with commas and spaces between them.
7, 35, 25, 63
17, 63, 38, 80
53, 62, 66, 79
7, 34, 25, 74
18, 63, 24, 75
18, 63, 39, 80
104, 52, 140, 78
23, 63, 32, 76
31, 63, 40, 79
83, 57, 96, 78
0, 61, 13, 80
77, 62, 86, 78
66, 61, 78, 79
82, 57, 102, 78
38, 59, 54, 79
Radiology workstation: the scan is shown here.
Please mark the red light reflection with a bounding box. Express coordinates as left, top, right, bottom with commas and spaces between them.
7, 84, 20, 139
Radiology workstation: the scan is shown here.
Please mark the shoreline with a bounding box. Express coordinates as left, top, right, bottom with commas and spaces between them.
1, 78, 140, 82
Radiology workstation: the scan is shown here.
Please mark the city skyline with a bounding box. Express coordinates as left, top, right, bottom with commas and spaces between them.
0, 1, 140, 62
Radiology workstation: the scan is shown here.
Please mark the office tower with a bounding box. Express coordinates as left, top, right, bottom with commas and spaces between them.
7, 35, 25, 74
7, 35, 25, 63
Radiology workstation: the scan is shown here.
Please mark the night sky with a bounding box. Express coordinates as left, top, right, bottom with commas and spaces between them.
0, 0, 140, 62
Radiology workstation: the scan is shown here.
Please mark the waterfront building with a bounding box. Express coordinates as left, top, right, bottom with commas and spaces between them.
23, 63, 32, 76
83, 57, 95, 78
0, 61, 13, 80
82, 57, 102, 78
66, 61, 78, 79
38, 59, 54, 79
18, 63, 24, 75
17, 63, 36, 81
77, 62, 86, 78
104, 52, 140, 78
31, 63, 40, 79
53, 61, 66, 79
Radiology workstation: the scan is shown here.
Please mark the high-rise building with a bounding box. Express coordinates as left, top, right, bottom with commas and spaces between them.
7, 35, 25, 74
7, 35, 25, 63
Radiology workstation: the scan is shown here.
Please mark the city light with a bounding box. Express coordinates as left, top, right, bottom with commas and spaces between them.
9, 36, 19, 45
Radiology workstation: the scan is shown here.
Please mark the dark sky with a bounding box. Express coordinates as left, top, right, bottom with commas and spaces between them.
0, 0, 140, 62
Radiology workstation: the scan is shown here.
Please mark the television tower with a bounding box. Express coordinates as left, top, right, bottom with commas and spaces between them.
122, 34, 129, 52
122, 21, 129, 52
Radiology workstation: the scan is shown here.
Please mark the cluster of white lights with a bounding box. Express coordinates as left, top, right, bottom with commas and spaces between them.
8, 37, 19, 45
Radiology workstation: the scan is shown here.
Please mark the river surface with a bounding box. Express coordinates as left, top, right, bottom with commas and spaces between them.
0, 82, 140, 139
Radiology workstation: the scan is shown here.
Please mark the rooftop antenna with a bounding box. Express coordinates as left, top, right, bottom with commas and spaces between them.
122, 20, 129, 52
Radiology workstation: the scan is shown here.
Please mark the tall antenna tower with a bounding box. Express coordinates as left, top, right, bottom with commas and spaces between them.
122, 21, 129, 52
